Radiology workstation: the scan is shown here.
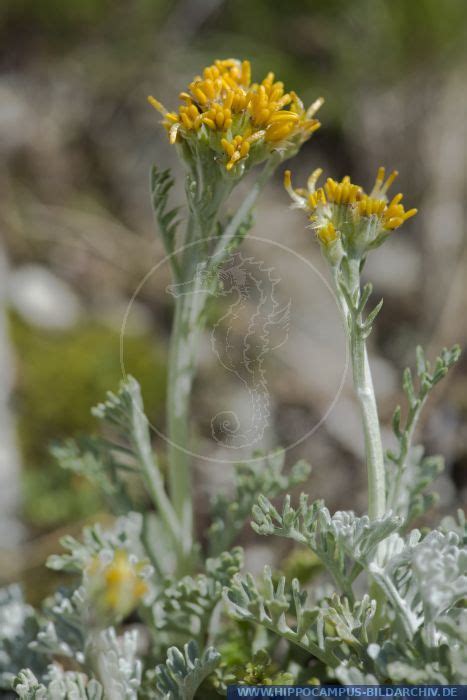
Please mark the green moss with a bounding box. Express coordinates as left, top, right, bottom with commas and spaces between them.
280, 546, 323, 584
211, 646, 294, 692
9, 312, 167, 528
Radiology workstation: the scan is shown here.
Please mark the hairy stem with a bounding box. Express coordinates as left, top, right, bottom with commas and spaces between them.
351, 331, 386, 520
336, 258, 386, 521
334, 258, 387, 630
211, 155, 281, 267
132, 420, 184, 559
166, 288, 204, 554
166, 173, 229, 559
165, 163, 278, 558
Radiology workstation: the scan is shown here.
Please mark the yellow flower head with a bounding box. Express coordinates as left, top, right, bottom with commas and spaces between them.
284, 167, 417, 252
86, 549, 149, 620
149, 59, 323, 174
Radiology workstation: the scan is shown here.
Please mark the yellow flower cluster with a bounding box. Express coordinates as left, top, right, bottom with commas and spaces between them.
148, 59, 323, 172
86, 549, 148, 619
284, 167, 417, 246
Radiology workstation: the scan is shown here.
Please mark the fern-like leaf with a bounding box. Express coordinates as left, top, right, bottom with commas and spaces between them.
152, 641, 220, 700
252, 493, 401, 598
154, 548, 243, 643
224, 566, 375, 669
151, 166, 182, 279
387, 345, 461, 525
208, 451, 310, 556
13, 667, 104, 700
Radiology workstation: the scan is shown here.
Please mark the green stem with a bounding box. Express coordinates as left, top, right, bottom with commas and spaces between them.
211, 155, 281, 267
165, 162, 278, 558
336, 258, 386, 521
334, 257, 388, 629
132, 423, 184, 558
369, 563, 419, 638
166, 289, 203, 553
351, 333, 386, 520
166, 174, 230, 560
141, 512, 164, 576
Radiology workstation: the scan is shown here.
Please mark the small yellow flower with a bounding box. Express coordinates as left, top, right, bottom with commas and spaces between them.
318, 221, 338, 245
148, 59, 323, 174
86, 549, 149, 620
356, 167, 417, 230
284, 167, 417, 253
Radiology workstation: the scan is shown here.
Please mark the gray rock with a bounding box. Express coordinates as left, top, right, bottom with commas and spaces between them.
8, 264, 81, 329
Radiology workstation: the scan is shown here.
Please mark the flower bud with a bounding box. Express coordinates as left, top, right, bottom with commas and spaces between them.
85, 549, 150, 622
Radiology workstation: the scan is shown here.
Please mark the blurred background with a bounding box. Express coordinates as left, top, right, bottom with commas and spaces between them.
1, 0, 466, 598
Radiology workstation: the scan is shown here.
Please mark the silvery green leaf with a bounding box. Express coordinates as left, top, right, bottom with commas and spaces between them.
437, 610, 467, 682
151, 166, 182, 280
46, 665, 104, 700
224, 566, 375, 669
367, 634, 454, 684
51, 437, 133, 515
154, 548, 242, 642
412, 530, 467, 623
13, 666, 104, 700
440, 510, 467, 545
53, 377, 163, 521
151, 641, 220, 700
91, 628, 142, 700
0, 586, 48, 690
12, 669, 47, 699
30, 588, 87, 660
323, 595, 376, 646
53, 378, 176, 540
387, 445, 444, 525
208, 451, 310, 555
30, 622, 76, 661
371, 529, 467, 639
385, 658, 449, 684
47, 512, 145, 573
91, 377, 150, 461
91, 376, 159, 485
327, 510, 402, 565
387, 345, 460, 527
437, 608, 467, 684
437, 608, 467, 644
335, 665, 379, 684
252, 493, 400, 595
362, 613, 467, 683
90, 377, 181, 560
342, 635, 455, 685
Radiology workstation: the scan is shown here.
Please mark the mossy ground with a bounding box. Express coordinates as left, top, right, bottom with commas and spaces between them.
9, 312, 167, 529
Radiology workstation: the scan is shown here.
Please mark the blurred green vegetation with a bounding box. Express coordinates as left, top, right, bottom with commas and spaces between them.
0, 0, 171, 51
193, 0, 467, 130
10, 313, 166, 528
2, 0, 466, 107
280, 546, 323, 585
